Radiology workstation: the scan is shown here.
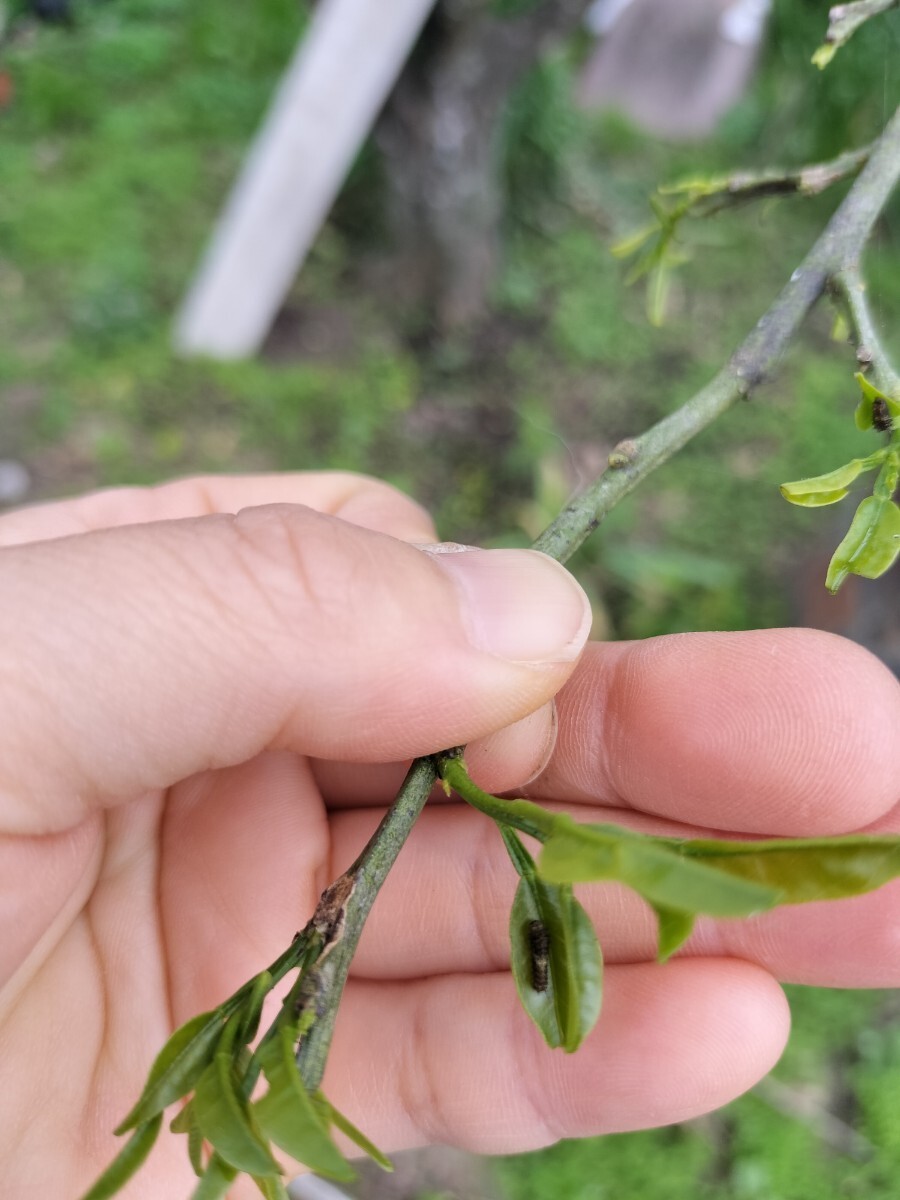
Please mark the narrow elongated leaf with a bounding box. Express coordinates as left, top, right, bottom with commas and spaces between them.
240, 970, 275, 1045
78, 1115, 163, 1200
188, 1120, 206, 1178
115, 1011, 223, 1133
255, 1027, 355, 1182
322, 1096, 393, 1171
539, 820, 779, 917
190, 1154, 238, 1200
827, 496, 900, 592
193, 1052, 281, 1177
509, 877, 603, 1052
668, 832, 900, 904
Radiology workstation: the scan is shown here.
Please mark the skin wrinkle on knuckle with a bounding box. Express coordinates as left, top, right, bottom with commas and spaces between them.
397, 986, 446, 1146
229, 505, 378, 646
507, 1000, 566, 1147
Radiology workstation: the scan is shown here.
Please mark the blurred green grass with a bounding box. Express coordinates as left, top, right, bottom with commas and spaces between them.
2, 3, 900, 1196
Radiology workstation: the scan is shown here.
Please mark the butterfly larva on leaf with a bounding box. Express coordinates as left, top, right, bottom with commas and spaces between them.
527, 919, 550, 993
872, 396, 893, 432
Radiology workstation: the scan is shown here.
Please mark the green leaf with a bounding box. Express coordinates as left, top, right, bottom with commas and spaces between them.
323, 1096, 394, 1171
509, 876, 603, 1052
780, 456, 880, 508
854, 371, 900, 432
189, 1120, 207, 1178
193, 1045, 281, 1177
610, 222, 657, 259
253, 1174, 292, 1200
255, 1027, 356, 1182
647, 259, 670, 327
190, 1154, 238, 1200
115, 1011, 224, 1134
78, 1116, 163, 1200
668, 832, 900, 904
539, 819, 779, 916
170, 1101, 195, 1135
239, 970, 275, 1045
826, 495, 900, 592
812, 41, 838, 68
650, 904, 696, 962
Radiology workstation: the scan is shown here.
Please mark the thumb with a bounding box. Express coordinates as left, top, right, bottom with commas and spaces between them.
1, 503, 591, 833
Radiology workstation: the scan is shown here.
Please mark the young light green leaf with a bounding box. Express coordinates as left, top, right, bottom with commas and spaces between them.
78, 1115, 163, 1200
610, 222, 658, 259
780, 456, 881, 508
322, 1095, 394, 1171
255, 1027, 356, 1182
539, 819, 780, 916
190, 1154, 238, 1200
826, 495, 900, 592
855, 371, 900, 431
667, 832, 900, 904
650, 904, 696, 962
192, 1049, 281, 1177
509, 877, 603, 1052
115, 1011, 224, 1134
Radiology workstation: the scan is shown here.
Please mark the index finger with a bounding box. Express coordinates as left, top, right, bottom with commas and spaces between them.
524, 629, 900, 835
0, 471, 438, 545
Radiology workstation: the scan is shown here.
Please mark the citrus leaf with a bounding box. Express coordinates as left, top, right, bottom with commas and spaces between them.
855, 371, 900, 431
190, 1154, 238, 1200
539, 819, 779, 916
193, 1050, 281, 1177
780, 456, 880, 508
115, 1011, 224, 1134
650, 904, 696, 962
317, 1094, 394, 1171
252, 1174, 292, 1200
78, 1115, 163, 1200
189, 1119, 207, 1178
826, 495, 900, 592
239, 970, 274, 1045
500, 827, 602, 1053
255, 1027, 355, 1182
667, 832, 900, 904
509, 877, 602, 1052
170, 1101, 195, 1135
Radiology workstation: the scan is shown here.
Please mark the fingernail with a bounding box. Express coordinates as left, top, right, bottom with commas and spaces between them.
426, 546, 591, 664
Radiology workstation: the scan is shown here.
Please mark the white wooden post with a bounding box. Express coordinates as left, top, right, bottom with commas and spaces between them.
174, 0, 437, 360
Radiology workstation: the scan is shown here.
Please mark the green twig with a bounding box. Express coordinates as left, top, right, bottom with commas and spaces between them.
534, 104, 900, 565
830, 263, 900, 398
662, 142, 873, 216
293, 757, 437, 1090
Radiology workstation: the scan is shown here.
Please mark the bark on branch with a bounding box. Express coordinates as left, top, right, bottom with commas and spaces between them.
297, 102, 900, 1089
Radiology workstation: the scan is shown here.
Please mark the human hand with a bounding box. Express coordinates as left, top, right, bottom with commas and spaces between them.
1, 474, 898, 1200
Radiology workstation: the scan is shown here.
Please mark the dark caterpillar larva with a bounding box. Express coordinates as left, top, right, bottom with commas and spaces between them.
528, 919, 550, 993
